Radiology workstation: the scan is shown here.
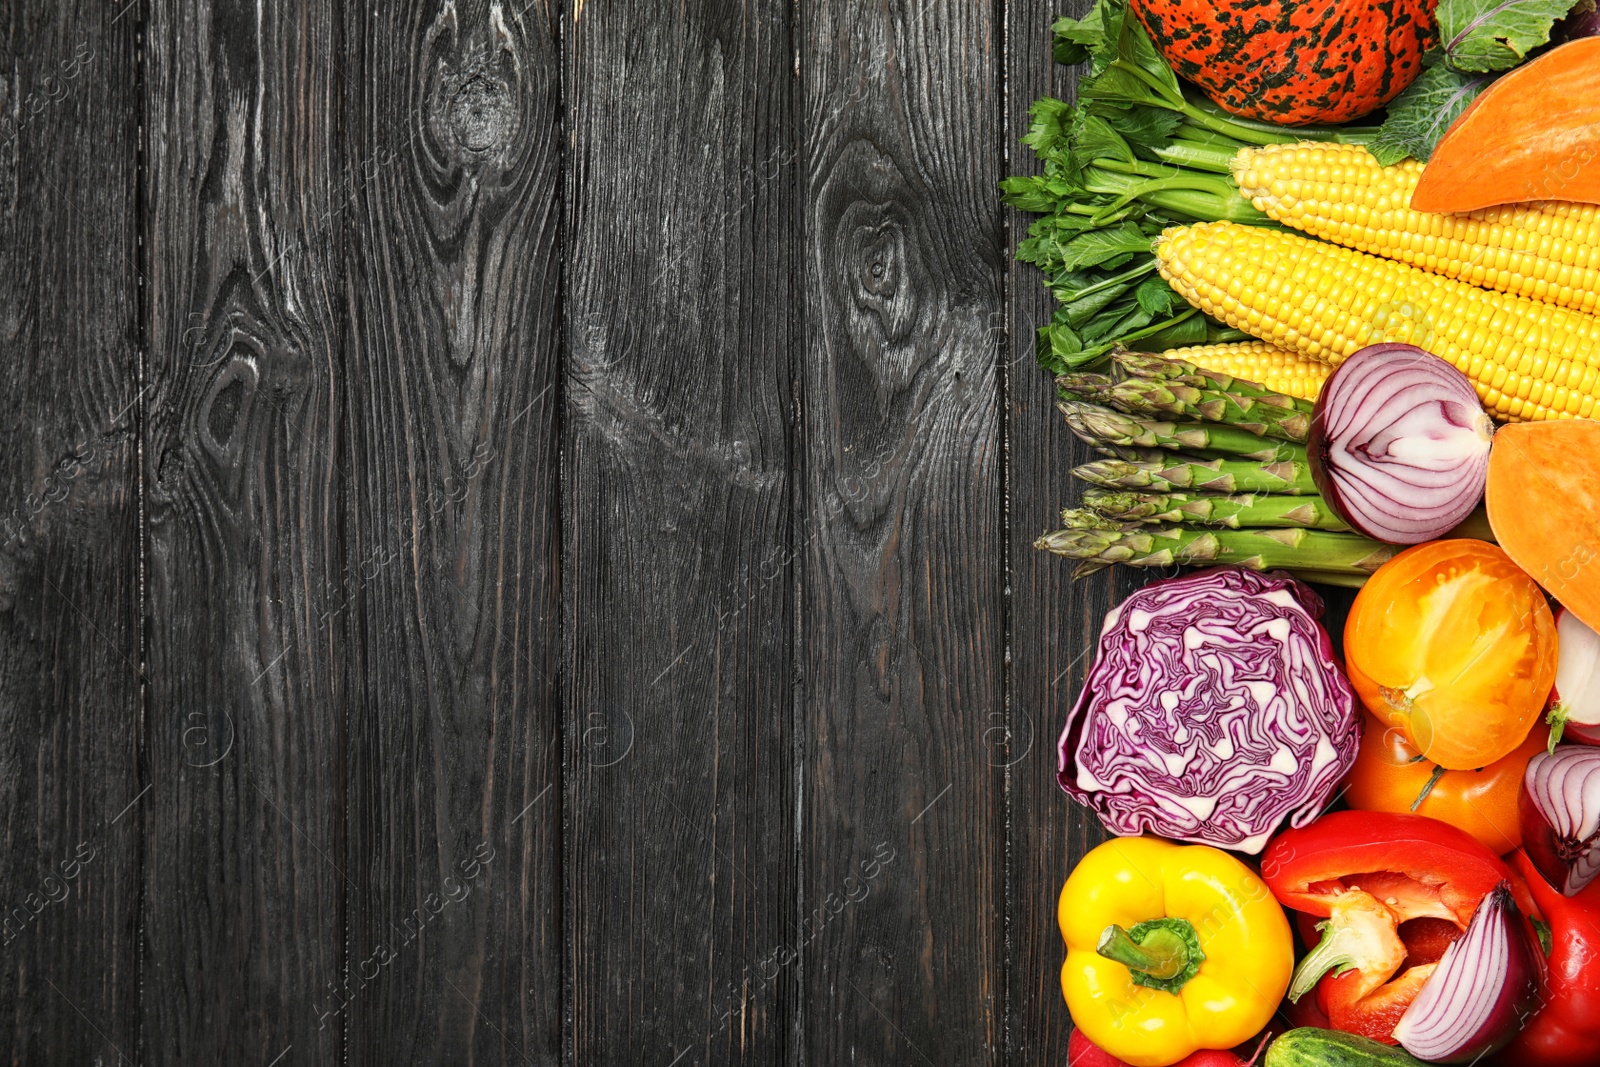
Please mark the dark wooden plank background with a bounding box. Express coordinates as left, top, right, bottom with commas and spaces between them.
0, 0, 1148, 1062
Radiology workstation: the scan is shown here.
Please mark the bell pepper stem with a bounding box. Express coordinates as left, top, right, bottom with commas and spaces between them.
1287, 919, 1358, 1002
1096, 917, 1205, 994
1097, 924, 1186, 979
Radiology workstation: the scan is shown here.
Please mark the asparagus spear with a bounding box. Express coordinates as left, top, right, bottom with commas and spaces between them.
1080, 488, 1349, 530
1111, 350, 1316, 414
1074, 455, 1317, 494
1057, 372, 1116, 403
1059, 401, 1305, 464
1059, 507, 1147, 531
1282, 569, 1371, 589
1058, 372, 1311, 443
1090, 444, 1188, 463
1103, 376, 1311, 442
1033, 525, 1398, 576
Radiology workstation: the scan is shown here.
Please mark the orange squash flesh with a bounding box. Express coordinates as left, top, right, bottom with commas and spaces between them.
1410, 38, 1600, 213
1485, 419, 1600, 632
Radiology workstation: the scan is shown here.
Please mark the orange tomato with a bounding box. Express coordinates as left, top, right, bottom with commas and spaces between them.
1345, 540, 1558, 770
1344, 712, 1549, 854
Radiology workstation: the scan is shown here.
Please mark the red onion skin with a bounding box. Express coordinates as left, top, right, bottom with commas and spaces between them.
1550, 610, 1600, 745
1551, 687, 1600, 746
1394, 884, 1543, 1063
1522, 781, 1565, 889
1309, 344, 1491, 545
1559, 718, 1600, 746
1520, 748, 1600, 896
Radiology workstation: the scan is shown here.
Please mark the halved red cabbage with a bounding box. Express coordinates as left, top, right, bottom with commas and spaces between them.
1057, 566, 1360, 854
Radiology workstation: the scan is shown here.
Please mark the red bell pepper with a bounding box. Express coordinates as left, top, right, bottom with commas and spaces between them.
1261, 810, 1522, 1045
1496, 849, 1600, 1066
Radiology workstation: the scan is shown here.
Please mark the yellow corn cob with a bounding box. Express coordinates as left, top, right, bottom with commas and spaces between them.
1155, 221, 1600, 422
1234, 142, 1600, 315
1156, 340, 1331, 402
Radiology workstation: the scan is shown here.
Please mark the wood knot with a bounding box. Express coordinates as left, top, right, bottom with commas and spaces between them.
198, 350, 260, 462
856, 227, 901, 301
421, 2, 528, 172
839, 203, 917, 344
444, 73, 517, 157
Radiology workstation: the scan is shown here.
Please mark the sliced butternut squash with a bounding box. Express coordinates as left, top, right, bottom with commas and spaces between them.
1485, 419, 1600, 632
1411, 38, 1600, 213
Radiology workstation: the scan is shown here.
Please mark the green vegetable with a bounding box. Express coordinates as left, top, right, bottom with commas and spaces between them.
1004, 1, 1323, 373
1034, 525, 1398, 577
1264, 1028, 1429, 1067
1072, 455, 1318, 494
1081, 488, 1350, 529
1108, 377, 1310, 441
1368, 66, 1492, 165
1063, 373, 1312, 443
1059, 507, 1147, 531
1059, 401, 1307, 463
1087, 443, 1211, 463
1004, 106, 1251, 373
1440, 0, 1580, 71
1113, 350, 1315, 411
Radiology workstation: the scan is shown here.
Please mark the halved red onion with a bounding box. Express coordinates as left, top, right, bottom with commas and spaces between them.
1309, 344, 1494, 545
1393, 883, 1542, 1063
1549, 609, 1600, 747
1522, 746, 1600, 895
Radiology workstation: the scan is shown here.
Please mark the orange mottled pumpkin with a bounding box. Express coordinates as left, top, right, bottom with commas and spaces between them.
1131, 0, 1437, 126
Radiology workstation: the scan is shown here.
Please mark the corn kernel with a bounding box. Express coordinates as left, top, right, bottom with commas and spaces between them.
1156, 221, 1600, 423
1234, 142, 1600, 315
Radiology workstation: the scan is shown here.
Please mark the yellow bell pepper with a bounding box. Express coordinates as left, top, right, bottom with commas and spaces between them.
1059, 837, 1292, 1067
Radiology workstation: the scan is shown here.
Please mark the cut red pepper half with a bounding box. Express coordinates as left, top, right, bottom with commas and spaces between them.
1261, 810, 1524, 1044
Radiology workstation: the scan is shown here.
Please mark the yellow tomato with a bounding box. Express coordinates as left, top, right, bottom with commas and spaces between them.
1345, 540, 1557, 770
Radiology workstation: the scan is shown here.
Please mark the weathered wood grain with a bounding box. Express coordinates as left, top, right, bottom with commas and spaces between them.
142, 1, 346, 1061
338, 1, 564, 1062
800, 0, 1007, 1061
1000, 0, 1128, 1058
563, 1, 798, 1063
0, 0, 1266, 1059
0, 4, 141, 1062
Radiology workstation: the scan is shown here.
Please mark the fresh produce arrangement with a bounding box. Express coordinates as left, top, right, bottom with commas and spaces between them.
1037, 348, 1417, 588
1015, 0, 1600, 1063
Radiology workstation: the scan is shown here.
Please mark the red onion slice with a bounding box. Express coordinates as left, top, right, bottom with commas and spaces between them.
1394, 883, 1542, 1063
1551, 609, 1600, 746
1309, 344, 1494, 545
1523, 746, 1600, 895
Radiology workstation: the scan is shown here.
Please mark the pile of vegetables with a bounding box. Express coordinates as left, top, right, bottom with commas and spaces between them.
1006, 0, 1600, 422
1016, 0, 1600, 1063
1037, 348, 1413, 587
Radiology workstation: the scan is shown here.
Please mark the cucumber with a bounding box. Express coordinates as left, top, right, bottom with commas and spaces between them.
1265, 1029, 1428, 1067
